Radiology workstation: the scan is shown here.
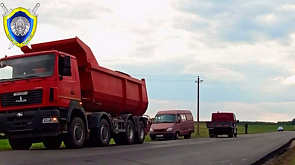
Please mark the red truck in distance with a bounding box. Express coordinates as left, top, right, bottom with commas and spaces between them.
206, 112, 239, 138
0, 37, 149, 150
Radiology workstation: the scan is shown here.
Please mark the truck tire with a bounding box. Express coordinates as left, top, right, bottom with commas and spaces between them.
63, 117, 86, 149
134, 121, 145, 144
184, 131, 191, 139
228, 129, 234, 138
9, 138, 32, 150
124, 120, 135, 144
89, 119, 110, 147
114, 120, 135, 145
43, 136, 62, 150
234, 129, 238, 137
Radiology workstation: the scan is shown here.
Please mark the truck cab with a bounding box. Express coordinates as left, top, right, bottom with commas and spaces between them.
0, 50, 85, 149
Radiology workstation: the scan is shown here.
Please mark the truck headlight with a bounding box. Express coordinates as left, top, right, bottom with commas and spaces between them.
42, 117, 58, 124
167, 128, 173, 132
150, 128, 153, 132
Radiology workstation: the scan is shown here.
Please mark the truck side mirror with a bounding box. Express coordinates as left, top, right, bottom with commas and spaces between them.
62, 56, 71, 76
236, 120, 239, 124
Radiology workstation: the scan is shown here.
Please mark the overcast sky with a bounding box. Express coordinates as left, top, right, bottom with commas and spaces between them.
1, 0, 295, 122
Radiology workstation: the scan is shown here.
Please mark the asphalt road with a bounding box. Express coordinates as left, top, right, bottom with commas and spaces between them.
0, 131, 294, 165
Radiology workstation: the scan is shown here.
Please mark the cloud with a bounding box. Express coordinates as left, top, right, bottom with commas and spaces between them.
273, 75, 295, 85
1, 0, 295, 122
173, 0, 295, 43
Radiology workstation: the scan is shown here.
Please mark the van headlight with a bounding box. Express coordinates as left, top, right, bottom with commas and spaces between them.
167, 128, 173, 132
150, 128, 154, 132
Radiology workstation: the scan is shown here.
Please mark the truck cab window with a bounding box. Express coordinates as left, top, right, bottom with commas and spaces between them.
59, 56, 71, 76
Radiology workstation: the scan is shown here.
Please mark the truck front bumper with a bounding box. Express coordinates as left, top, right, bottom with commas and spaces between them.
0, 109, 61, 139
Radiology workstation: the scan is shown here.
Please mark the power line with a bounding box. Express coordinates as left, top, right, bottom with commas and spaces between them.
134, 74, 294, 100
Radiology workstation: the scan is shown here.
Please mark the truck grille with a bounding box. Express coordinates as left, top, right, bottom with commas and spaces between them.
1, 89, 43, 107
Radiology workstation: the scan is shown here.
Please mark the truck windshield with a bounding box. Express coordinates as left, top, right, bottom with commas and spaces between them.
0, 54, 55, 81
153, 114, 176, 123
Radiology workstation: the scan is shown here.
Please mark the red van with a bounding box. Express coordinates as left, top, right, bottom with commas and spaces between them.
149, 110, 195, 140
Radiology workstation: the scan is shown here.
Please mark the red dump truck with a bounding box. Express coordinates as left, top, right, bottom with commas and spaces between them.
0, 37, 149, 150
206, 112, 239, 138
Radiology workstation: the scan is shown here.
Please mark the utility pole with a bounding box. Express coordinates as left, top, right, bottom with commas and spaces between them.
195, 76, 203, 135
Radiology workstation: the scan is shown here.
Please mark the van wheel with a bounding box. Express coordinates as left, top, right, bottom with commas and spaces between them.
135, 121, 145, 144
43, 136, 62, 149
184, 131, 191, 139
174, 131, 180, 140
63, 117, 86, 149
9, 138, 32, 150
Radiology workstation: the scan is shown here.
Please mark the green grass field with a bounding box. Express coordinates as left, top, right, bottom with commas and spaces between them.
0, 123, 294, 151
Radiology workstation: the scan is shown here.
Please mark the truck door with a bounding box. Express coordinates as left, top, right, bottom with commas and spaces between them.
58, 55, 80, 106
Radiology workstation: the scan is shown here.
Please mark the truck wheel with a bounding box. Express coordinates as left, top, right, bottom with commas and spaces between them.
228, 129, 234, 138
43, 136, 62, 150
63, 117, 86, 149
174, 131, 180, 140
114, 120, 135, 145
209, 134, 214, 138
89, 119, 111, 147
184, 131, 191, 139
9, 138, 32, 150
124, 120, 135, 144
134, 121, 145, 144
234, 129, 238, 137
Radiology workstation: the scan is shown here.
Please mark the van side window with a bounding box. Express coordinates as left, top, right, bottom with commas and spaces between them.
181, 114, 187, 121
177, 115, 181, 122
186, 114, 193, 121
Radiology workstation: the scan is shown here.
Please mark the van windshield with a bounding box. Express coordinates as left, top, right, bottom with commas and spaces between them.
153, 114, 176, 123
